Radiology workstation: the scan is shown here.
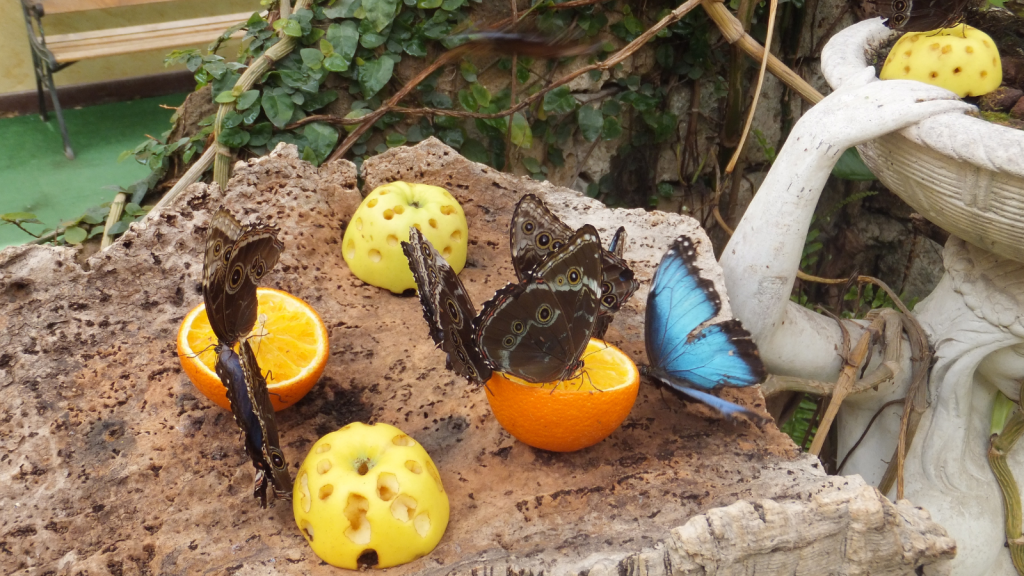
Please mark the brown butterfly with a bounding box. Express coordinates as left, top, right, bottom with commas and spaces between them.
864, 0, 974, 31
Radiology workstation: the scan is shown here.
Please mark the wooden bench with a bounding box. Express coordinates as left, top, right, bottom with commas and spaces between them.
20, 0, 255, 159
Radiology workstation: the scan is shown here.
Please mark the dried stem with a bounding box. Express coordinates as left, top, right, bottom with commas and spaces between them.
213, 2, 311, 189
990, 407, 1024, 575
101, 192, 127, 251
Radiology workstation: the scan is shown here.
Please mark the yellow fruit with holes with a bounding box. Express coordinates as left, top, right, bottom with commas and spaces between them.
293, 422, 450, 569
880, 25, 1002, 97
343, 182, 468, 293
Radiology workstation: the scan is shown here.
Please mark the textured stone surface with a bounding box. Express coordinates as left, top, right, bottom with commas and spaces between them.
0, 139, 951, 575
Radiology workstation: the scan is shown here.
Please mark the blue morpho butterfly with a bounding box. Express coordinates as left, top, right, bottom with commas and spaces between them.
402, 224, 604, 384
203, 209, 292, 507
640, 235, 770, 426
509, 194, 638, 339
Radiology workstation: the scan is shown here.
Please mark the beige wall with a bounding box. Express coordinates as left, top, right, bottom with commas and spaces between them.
3, 0, 259, 94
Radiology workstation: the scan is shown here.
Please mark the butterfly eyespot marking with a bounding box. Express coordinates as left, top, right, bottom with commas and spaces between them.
567, 268, 582, 285
230, 265, 245, 288
537, 304, 553, 323
222, 246, 233, 264
212, 240, 224, 257
253, 259, 266, 279
892, 0, 907, 10
537, 233, 551, 248
448, 327, 462, 346
602, 294, 617, 307
446, 299, 461, 323
552, 241, 563, 251
502, 335, 516, 348
512, 321, 525, 334
272, 453, 285, 468
602, 281, 613, 295
522, 221, 535, 234
420, 244, 431, 257
456, 348, 468, 362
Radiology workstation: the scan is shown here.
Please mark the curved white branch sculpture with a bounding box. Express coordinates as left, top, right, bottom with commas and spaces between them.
719, 61, 1024, 574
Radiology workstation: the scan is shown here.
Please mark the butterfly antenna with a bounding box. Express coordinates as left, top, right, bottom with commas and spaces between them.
182, 341, 219, 360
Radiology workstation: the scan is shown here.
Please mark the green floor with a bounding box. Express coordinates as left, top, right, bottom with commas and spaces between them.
0, 93, 188, 248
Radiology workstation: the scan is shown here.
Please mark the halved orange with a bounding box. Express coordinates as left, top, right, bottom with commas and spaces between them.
177, 287, 329, 411
484, 339, 640, 452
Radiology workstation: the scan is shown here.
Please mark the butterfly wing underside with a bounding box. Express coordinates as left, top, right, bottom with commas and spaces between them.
644, 236, 768, 425
239, 340, 292, 504
510, 195, 638, 339
478, 225, 602, 383
863, 0, 970, 30
402, 227, 492, 383
202, 209, 284, 345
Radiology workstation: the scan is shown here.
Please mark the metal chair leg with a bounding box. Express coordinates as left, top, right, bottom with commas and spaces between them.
41, 62, 74, 160
31, 53, 48, 122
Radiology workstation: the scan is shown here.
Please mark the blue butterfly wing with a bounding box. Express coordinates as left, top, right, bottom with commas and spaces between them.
672, 386, 770, 427
644, 236, 767, 423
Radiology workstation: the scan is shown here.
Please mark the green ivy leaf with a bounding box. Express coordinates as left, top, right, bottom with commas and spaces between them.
363, 0, 400, 32
304, 122, 339, 164
344, 108, 373, 132
211, 71, 241, 102
323, 0, 361, 18
221, 110, 243, 129
421, 91, 452, 109
509, 112, 532, 148
417, 0, 442, 7
2, 212, 41, 224
403, 37, 427, 57
248, 122, 273, 147
301, 146, 319, 164
124, 202, 150, 217
386, 132, 407, 147
241, 103, 261, 124
214, 91, 236, 104
300, 48, 325, 70
542, 87, 575, 116
326, 21, 359, 68
358, 57, 394, 98
204, 60, 227, 79
63, 226, 87, 244
470, 83, 490, 108
440, 0, 464, 9
236, 90, 260, 110
601, 116, 622, 140
280, 18, 303, 37
262, 90, 296, 128
319, 39, 335, 57
437, 128, 464, 149
521, 156, 542, 173
459, 60, 478, 82
577, 105, 603, 142
407, 123, 432, 142
460, 138, 487, 163
218, 126, 251, 148
832, 148, 877, 181
302, 90, 338, 112
457, 89, 476, 111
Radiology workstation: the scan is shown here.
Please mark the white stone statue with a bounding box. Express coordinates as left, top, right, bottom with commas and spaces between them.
719, 66, 1024, 575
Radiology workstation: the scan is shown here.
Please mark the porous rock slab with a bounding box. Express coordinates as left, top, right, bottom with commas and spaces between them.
0, 139, 952, 575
